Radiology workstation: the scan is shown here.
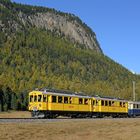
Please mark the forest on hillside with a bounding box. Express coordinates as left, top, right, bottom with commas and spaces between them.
0, 0, 140, 111
0, 85, 28, 111
0, 28, 140, 101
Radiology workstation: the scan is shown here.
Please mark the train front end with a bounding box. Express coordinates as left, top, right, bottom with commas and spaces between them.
28, 90, 47, 118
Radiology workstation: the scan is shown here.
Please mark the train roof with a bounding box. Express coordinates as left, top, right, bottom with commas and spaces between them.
128, 101, 140, 104
35, 88, 92, 98
93, 96, 127, 102
32, 88, 129, 102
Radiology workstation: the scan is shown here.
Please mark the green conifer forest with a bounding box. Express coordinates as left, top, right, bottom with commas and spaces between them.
0, 0, 140, 111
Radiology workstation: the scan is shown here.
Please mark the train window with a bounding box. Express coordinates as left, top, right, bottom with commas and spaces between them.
79, 98, 83, 104
34, 95, 37, 102
112, 101, 115, 106
101, 100, 104, 106
84, 99, 88, 105
64, 97, 68, 104
123, 102, 125, 107
137, 104, 139, 109
43, 95, 47, 102
69, 97, 72, 104
109, 101, 111, 106
105, 101, 108, 106
38, 95, 42, 102
58, 96, 63, 103
120, 102, 122, 107
52, 96, 56, 103
138, 104, 140, 108
30, 95, 33, 102
96, 100, 98, 105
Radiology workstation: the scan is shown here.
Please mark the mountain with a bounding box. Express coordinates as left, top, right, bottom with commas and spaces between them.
0, 0, 102, 53
0, 0, 140, 100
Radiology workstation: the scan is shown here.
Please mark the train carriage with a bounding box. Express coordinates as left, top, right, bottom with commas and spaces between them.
128, 101, 140, 117
29, 88, 92, 118
92, 96, 128, 117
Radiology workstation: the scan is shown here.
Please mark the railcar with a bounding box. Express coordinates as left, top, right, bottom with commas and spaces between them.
92, 96, 128, 118
128, 101, 140, 117
28, 88, 140, 118
28, 88, 92, 118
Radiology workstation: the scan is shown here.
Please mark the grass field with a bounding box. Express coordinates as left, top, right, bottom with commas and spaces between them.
0, 111, 31, 118
0, 111, 140, 140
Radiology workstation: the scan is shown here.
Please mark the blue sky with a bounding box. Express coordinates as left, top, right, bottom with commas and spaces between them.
12, 0, 140, 74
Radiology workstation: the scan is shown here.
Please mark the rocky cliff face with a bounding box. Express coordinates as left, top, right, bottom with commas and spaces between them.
0, 0, 102, 53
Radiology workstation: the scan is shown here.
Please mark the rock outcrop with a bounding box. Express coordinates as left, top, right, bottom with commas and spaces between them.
0, 0, 102, 53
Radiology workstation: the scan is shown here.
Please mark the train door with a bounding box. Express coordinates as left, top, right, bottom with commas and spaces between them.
128, 102, 133, 116
42, 94, 48, 110
92, 99, 96, 112
89, 99, 92, 112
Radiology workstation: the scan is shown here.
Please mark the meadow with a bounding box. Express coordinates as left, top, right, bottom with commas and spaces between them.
0, 111, 140, 140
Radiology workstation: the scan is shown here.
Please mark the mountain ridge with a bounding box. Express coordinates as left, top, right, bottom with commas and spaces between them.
0, 0, 102, 53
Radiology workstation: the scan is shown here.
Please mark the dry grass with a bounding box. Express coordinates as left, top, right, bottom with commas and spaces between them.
0, 118, 140, 140
0, 111, 31, 118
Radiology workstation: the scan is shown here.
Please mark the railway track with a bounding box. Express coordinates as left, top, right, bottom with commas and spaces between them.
0, 117, 76, 123
0, 117, 139, 123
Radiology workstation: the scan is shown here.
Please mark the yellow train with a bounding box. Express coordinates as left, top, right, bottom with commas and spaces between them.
28, 88, 128, 118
